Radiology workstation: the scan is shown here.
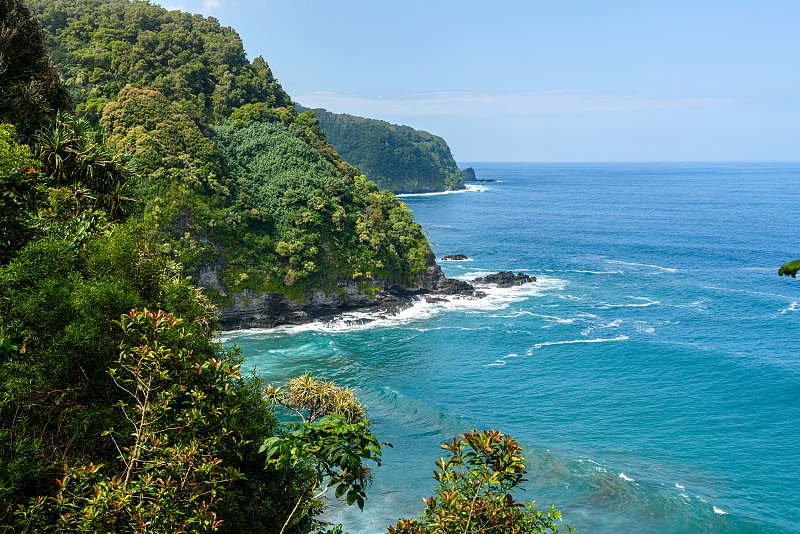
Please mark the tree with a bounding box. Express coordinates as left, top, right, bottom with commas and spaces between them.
16, 309, 246, 532
387, 430, 573, 534
0, 124, 46, 263
261, 373, 388, 534
0, 0, 72, 134
35, 111, 136, 220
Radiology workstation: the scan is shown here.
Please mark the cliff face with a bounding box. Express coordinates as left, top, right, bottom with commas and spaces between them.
298, 106, 465, 194
216, 258, 476, 329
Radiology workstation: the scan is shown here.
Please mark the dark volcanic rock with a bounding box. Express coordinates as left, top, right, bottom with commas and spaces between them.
214, 257, 479, 330
414, 260, 477, 295
472, 271, 536, 288
441, 254, 468, 261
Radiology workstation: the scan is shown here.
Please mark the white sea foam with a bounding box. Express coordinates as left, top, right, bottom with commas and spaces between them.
484, 336, 630, 361
396, 184, 486, 198
675, 483, 685, 489
713, 506, 727, 515
619, 473, 635, 482
543, 269, 624, 275
704, 286, 795, 300
778, 301, 800, 314
604, 259, 678, 272
241, 276, 563, 336
597, 296, 660, 309
531, 335, 629, 349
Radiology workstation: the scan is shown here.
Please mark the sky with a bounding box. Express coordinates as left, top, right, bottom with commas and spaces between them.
162, 0, 800, 162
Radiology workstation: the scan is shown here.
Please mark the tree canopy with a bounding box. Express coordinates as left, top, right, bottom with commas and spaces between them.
300, 107, 465, 194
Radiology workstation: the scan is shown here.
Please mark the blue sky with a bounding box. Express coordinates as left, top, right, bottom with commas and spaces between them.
163, 0, 799, 162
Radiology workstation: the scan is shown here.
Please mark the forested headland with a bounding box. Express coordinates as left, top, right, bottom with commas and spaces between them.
298, 106, 465, 194
0, 0, 571, 531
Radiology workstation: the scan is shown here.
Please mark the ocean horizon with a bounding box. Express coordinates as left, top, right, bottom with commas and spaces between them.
226, 161, 800, 533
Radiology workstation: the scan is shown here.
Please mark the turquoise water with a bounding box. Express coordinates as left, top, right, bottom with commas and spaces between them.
225, 162, 800, 533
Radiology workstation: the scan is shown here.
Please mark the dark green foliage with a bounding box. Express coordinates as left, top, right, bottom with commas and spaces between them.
0, 0, 72, 134
300, 107, 465, 194
0, 221, 302, 532
779, 259, 800, 277
210, 120, 432, 291
28, 0, 435, 303
17, 309, 248, 531
27, 0, 289, 124
0, 125, 47, 263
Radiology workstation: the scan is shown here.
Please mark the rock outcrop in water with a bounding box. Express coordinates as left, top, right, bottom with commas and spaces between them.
215, 264, 538, 330
472, 271, 536, 288
441, 254, 469, 261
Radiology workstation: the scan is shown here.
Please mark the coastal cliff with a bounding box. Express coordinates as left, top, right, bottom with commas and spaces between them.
297, 106, 466, 194
213, 258, 477, 329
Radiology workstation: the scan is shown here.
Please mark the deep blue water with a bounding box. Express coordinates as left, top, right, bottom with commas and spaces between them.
225, 162, 800, 533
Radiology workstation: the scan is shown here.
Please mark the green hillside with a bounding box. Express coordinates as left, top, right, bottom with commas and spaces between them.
298, 106, 465, 194
26, 0, 433, 307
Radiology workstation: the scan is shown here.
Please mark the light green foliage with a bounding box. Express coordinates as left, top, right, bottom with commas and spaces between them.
35, 111, 136, 220
779, 259, 800, 277
301, 107, 465, 194
262, 374, 386, 533
102, 86, 229, 200
17, 309, 245, 532
28, 0, 288, 124
266, 372, 367, 424
387, 430, 573, 534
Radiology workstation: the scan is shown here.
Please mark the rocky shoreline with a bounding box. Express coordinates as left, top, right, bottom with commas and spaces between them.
215, 260, 535, 330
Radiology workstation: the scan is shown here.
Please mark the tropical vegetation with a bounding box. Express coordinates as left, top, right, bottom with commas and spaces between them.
0, 0, 571, 531
299, 107, 465, 194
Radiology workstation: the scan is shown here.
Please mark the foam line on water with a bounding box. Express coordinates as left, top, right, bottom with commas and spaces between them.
596, 296, 660, 309
485, 335, 630, 367
703, 286, 796, 300
777, 301, 800, 315
531, 335, 629, 349
543, 269, 624, 275
604, 259, 679, 272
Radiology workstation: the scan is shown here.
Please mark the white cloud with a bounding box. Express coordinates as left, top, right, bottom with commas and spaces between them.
202, 0, 225, 14
160, 0, 229, 16
293, 90, 733, 119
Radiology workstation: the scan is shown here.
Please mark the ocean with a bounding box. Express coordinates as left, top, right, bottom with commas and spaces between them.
223, 162, 800, 533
